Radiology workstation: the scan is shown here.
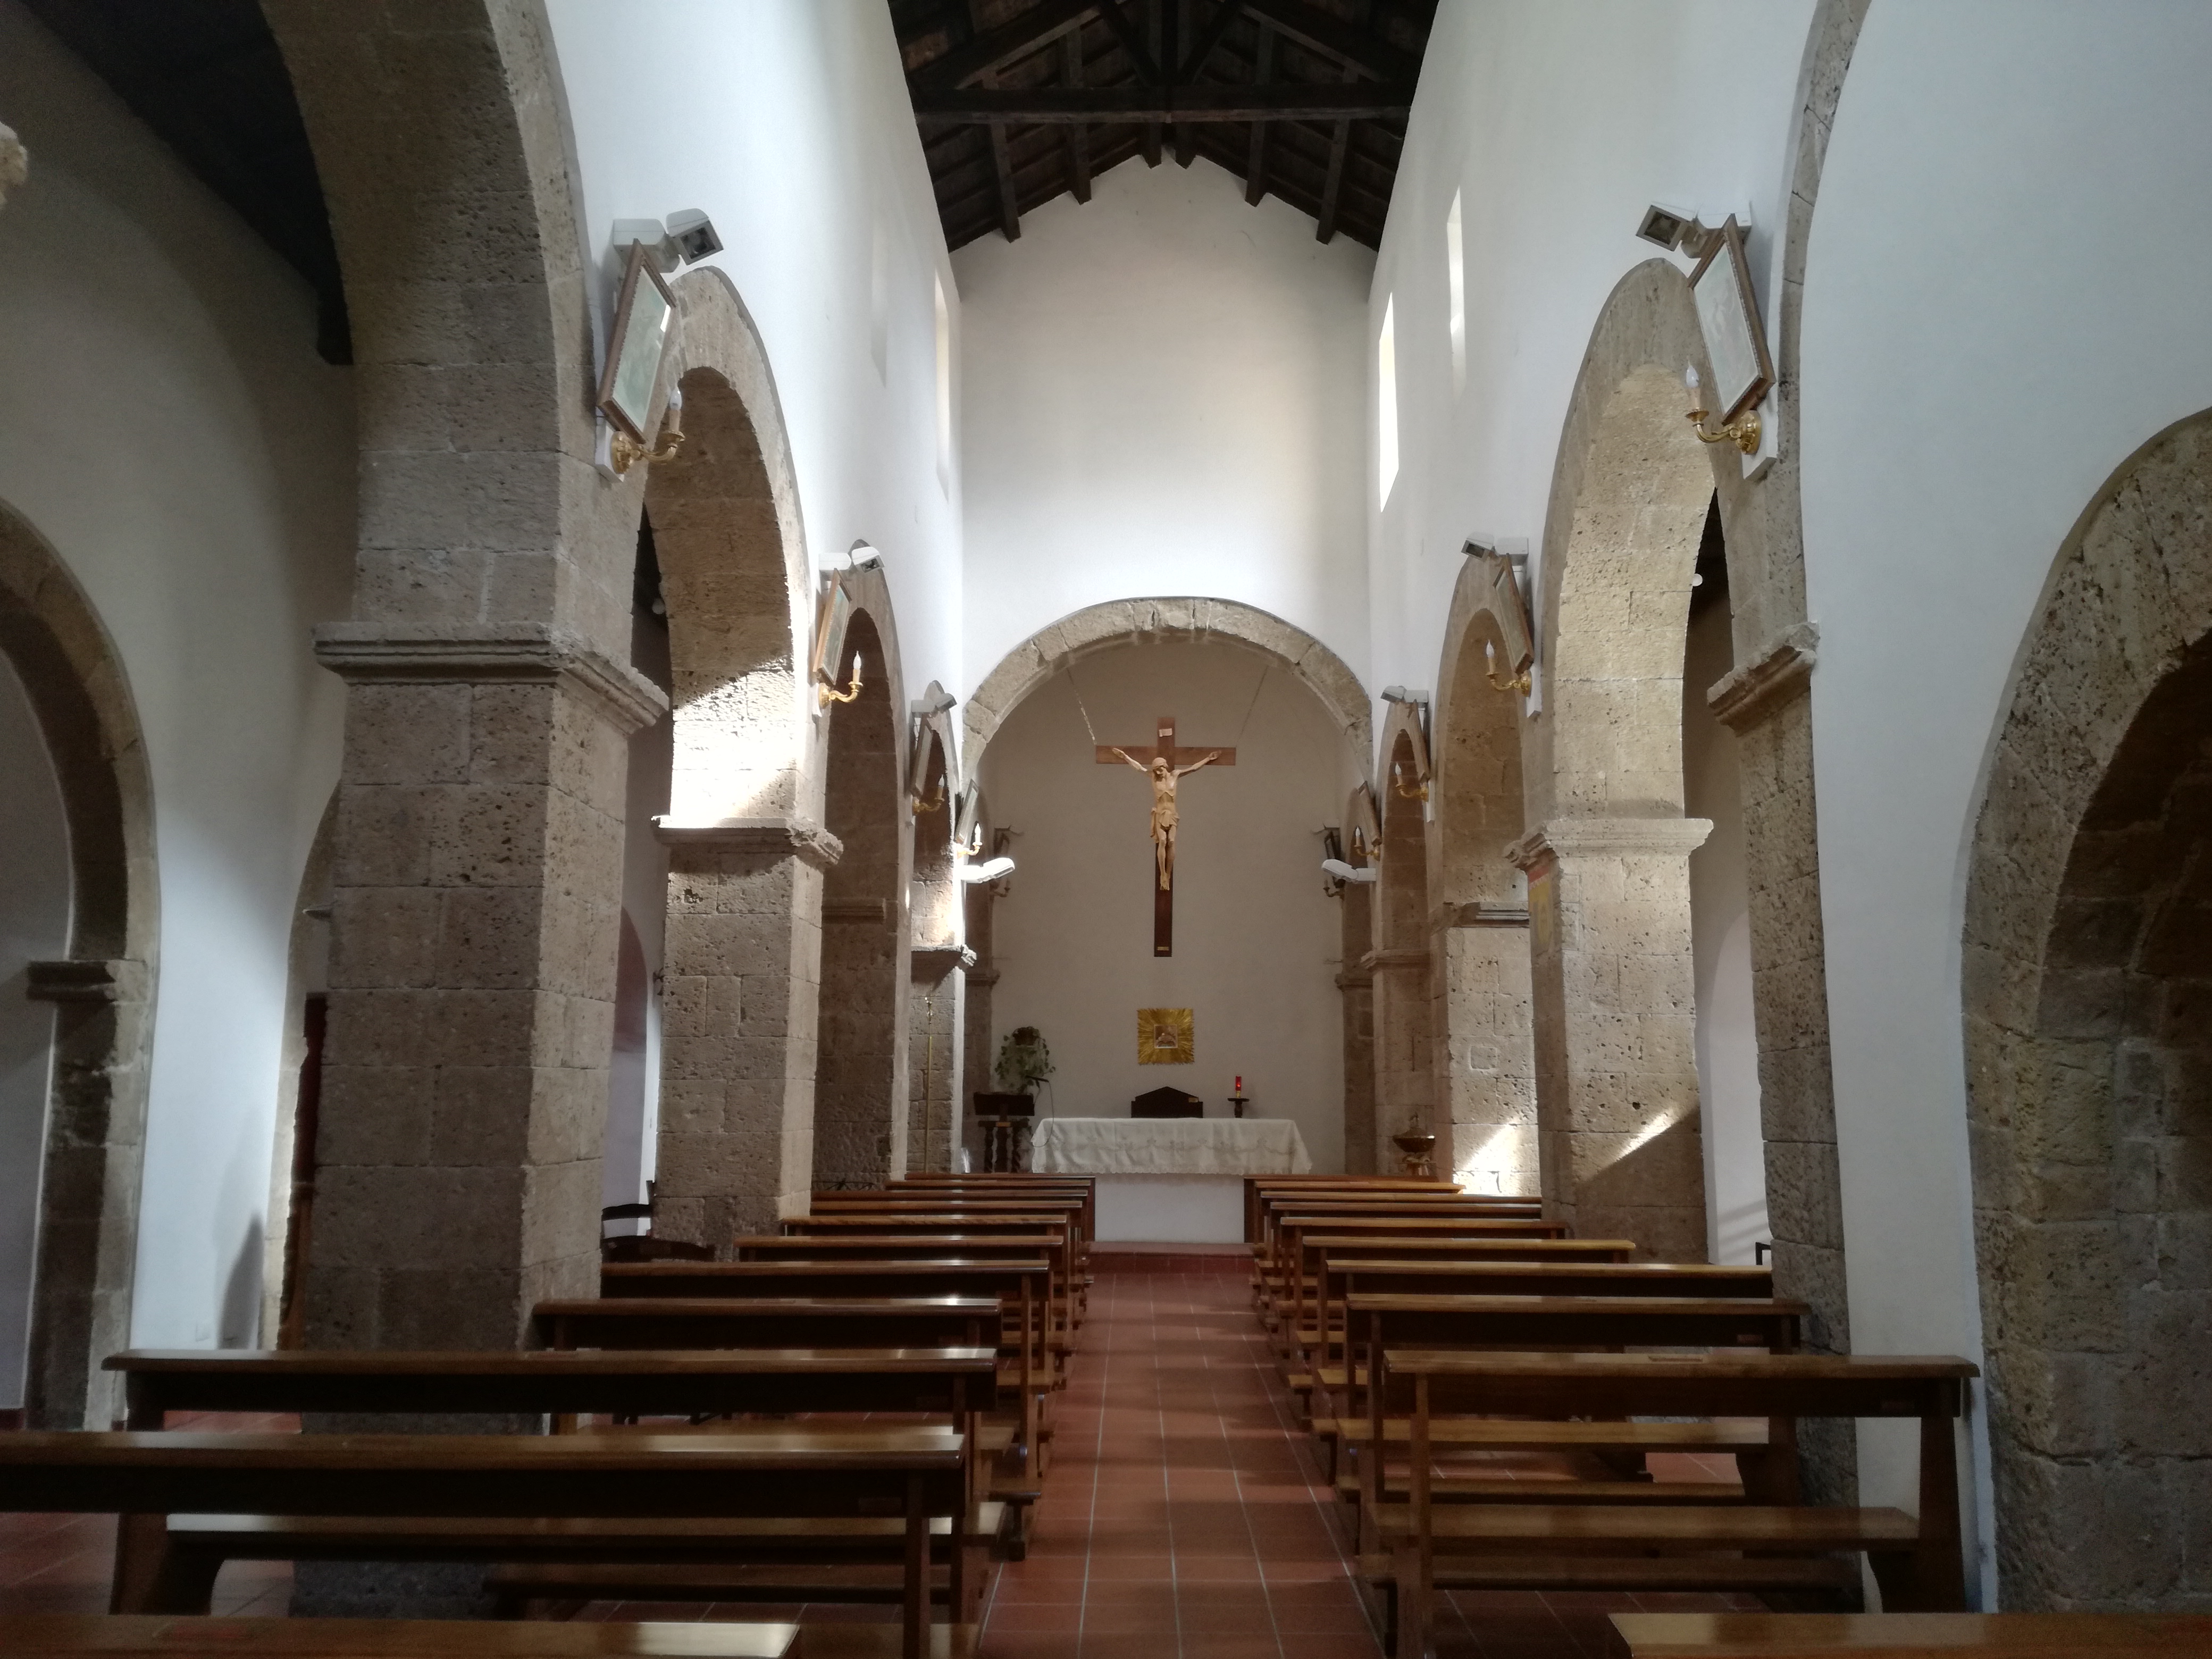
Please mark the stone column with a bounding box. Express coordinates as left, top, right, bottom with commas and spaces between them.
961, 883, 1001, 1171
908, 949, 970, 1174
1509, 816, 1711, 1258
1367, 946, 1435, 1173
654, 818, 839, 1242
23, 958, 148, 1428
305, 631, 665, 1350
1433, 905, 1538, 1196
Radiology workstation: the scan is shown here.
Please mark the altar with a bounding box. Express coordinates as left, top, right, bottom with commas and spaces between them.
1029, 1117, 1311, 1243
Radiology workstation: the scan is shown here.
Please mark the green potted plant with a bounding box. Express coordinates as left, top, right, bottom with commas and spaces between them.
976, 1025, 1053, 1118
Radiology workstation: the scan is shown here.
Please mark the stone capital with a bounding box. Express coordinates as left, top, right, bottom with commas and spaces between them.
655, 814, 844, 870
1707, 621, 1818, 732
26, 958, 148, 1004
313, 622, 669, 734
1506, 816, 1712, 872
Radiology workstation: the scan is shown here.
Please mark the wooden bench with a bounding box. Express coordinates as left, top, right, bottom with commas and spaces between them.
0, 1614, 801, 1657
1262, 1215, 1573, 1337
1376, 1352, 1979, 1658
1244, 1177, 1465, 1241
890, 1177, 1095, 1246
100, 1347, 1000, 1630
597, 1260, 1053, 1481
769, 1221, 1080, 1329
0, 1427, 966, 1659
1604, 1612, 2212, 1656
1269, 1234, 1640, 1356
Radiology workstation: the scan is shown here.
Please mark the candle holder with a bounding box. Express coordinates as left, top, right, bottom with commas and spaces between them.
1227, 1095, 1249, 1119
1390, 1131, 1438, 1178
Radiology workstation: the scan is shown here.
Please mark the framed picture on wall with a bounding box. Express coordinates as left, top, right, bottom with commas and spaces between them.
1137, 1007, 1194, 1066
1688, 217, 1774, 425
597, 240, 677, 442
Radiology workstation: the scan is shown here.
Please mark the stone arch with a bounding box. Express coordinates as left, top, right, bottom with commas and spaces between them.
965, 598, 1371, 778
1962, 407, 2212, 1611
1371, 706, 1437, 1175
0, 497, 156, 1427
270, 1, 668, 1350
906, 705, 963, 1175
637, 270, 828, 1243
1429, 557, 1536, 1195
815, 569, 913, 1191
1335, 784, 1381, 1174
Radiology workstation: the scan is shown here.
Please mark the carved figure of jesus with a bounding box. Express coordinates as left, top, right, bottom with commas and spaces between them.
1111, 747, 1221, 890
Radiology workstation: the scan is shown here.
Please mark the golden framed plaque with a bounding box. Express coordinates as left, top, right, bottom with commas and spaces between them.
1137, 1007, 1194, 1065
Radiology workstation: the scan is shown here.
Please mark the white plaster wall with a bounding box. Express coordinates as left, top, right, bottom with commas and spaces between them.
979, 643, 1348, 1172
1798, 1, 2212, 1593
1682, 596, 1766, 1266
1370, 0, 1813, 723
954, 157, 1375, 693
543, 0, 962, 711
0, 655, 69, 1406
0, 5, 356, 1350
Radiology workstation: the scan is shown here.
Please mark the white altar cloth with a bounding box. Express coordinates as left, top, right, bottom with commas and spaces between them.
1028, 1117, 1311, 1177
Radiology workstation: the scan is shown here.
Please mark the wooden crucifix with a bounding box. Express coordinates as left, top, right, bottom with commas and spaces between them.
1097, 716, 1234, 957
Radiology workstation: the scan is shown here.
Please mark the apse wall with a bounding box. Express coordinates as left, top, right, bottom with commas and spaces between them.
0, 8, 355, 1351
1364, 0, 1814, 711
543, 1, 962, 705
954, 157, 1374, 696
1797, 2, 2212, 1563
979, 643, 1350, 1170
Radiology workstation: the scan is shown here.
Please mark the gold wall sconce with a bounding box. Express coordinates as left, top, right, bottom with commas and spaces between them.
611, 394, 685, 475
1685, 366, 1761, 455
1484, 639, 1531, 696
817, 655, 862, 709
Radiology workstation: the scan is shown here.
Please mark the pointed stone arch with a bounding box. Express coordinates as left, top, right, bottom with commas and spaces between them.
1372, 702, 1438, 1175
0, 497, 156, 1427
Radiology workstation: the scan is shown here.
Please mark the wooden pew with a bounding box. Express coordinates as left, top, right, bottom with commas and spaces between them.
1376, 1352, 1979, 1659
775, 1218, 1080, 1330
1272, 1234, 1640, 1362
1341, 1295, 1808, 1539
1262, 1215, 1572, 1339
0, 1614, 802, 1657
731, 1235, 1074, 1332
0, 1428, 965, 1659
598, 1260, 1053, 1482
891, 1177, 1095, 1246
1604, 1611, 2212, 1656
534, 1298, 1001, 1354
1244, 1177, 1464, 1241
101, 1347, 998, 1632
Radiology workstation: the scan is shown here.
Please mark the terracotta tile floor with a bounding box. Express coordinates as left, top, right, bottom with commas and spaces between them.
0, 1273, 1756, 1655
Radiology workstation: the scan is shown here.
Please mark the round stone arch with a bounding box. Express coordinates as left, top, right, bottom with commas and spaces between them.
1429, 557, 1536, 1195
1962, 407, 2212, 1611
1371, 701, 1438, 1176
0, 497, 157, 1428
963, 598, 1371, 778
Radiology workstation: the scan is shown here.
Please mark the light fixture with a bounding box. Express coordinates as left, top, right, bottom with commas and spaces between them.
1636, 202, 1717, 257
664, 208, 723, 264
610, 386, 685, 476
1379, 685, 1428, 706
959, 856, 1016, 884
1685, 365, 1760, 455
817, 651, 862, 709
1485, 638, 1530, 696
1321, 858, 1377, 885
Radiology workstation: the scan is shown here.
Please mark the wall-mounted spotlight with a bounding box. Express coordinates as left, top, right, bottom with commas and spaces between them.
958, 857, 1016, 884
1636, 202, 1717, 257
1321, 858, 1378, 885
1379, 685, 1429, 707
664, 208, 723, 264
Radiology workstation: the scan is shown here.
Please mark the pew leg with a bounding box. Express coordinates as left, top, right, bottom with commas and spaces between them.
903, 1478, 928, 1659
1393, 1542, 1431, 1659
111, 1523, 221, 1618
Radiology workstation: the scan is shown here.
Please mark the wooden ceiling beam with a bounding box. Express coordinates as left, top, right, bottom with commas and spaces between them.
1178, 0, 1242, 79
1243, 24, 1275, 204
1062, 29, 1092, 202
1237, 0, 1421, 84
912, 81, 1413, 122
1091, 0, 1162, 81
913, 0, 1099, 89
1313, 59, 1359, 243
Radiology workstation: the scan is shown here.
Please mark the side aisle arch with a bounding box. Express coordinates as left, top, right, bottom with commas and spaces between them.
0, 499, 157, 1428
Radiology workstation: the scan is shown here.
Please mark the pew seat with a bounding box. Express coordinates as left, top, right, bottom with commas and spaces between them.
1603, 1612, 2212, 1656
0, 1615, 800, 1656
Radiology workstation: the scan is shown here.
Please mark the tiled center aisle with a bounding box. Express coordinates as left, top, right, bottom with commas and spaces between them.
980, 1262, 1382, 1659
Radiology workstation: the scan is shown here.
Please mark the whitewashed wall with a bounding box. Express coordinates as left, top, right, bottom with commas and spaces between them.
543, 0, 962, 707
979, 642, 1350, 1168
0, 5, 356, 1352
955, 156, 1374, 693
1368, 0, 1813, 715
1799, 1, 2212, 1588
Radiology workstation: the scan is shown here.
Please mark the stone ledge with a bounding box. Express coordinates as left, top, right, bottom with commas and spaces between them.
1334, 968, 1372, 990
825, 898, 891, 924
1707, 621, 1819, 732
1506, 816, 1713, 870
1360, 948, 1430, 972
911, 944, 977, 977
313, 623, 669, 735
26, 958, 148, 1004
1434, 902, 1530, 930
653, 814, 844, 870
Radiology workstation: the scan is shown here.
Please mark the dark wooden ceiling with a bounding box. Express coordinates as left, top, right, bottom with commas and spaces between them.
892, 0, 1437, 252
23, 0, 349, 362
